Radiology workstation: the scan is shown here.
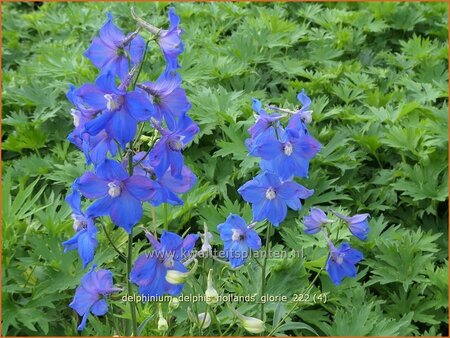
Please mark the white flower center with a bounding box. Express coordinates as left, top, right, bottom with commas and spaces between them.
283, 142, 293, 156
104, 94, 122, 112
168, 138, 183, 151
164, 255, 175, 268
71, 109, 80, 127
265, 187, 276, 200
108, 182, 121, 198
334, 253, 344, 265
301, 110, 313, 124
231, 229, 243, 241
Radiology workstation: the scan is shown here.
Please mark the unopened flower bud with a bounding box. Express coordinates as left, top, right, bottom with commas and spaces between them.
205, 269, 219, 305
157, 316, 168, 332
200, 222, 213, 254
157, 304, 168, 332
166, 259, 198, 285
166, 270, 189, 284
197, 312, 211, 329
227, 303, 266, 334
169, 296, 180, 309
240, 315, 266, 334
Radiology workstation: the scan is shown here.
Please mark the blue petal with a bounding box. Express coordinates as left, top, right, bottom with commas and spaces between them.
125, 91, 154, 122
251, 98, 262, 113
130, 255, 158, 286
77, 312, 89, 331
84, 37, 117, 69
85, 111, 114, 136
106, 109, 137, 148
78, 230, 98, 268
95, 159, 128, 181
129, 34, 146, 65
160, 231, 183, 254
91, 299, 108, 316
110, 192, 142, 233
86, 196, 114, 218
125, 175, 156, 201
266, 198, 286, 226
245, 229, 262, 250
297, 90, 311, 109
99, 12, 125, 47
78, 172, 109, 199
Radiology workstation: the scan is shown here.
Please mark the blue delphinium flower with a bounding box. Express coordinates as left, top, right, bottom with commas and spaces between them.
84, 12, 145, 80
62, 180, 98, 268
248, 98, 283, 139
303, 207, 333, 235
70, 265, 120, 331
253, 127, 321, 180
326, 242, 363, 285
77, 159, 157, 233
217, 214, 262, 268
138, 69, 191, 130
131, 151, 197, 206
333, 211, 370, 240
158, 8, 184, 70
238, 171, 314, 226
148, 113, 199, 178
76, 71, 155, 148
130, 231, 199, 297
284, 90, 313, 135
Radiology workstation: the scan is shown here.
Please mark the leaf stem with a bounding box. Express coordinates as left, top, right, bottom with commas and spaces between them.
260, 224, 272, 321
101, 222, 126, 260
126, 144, 138, 336
163, 203, 169, 230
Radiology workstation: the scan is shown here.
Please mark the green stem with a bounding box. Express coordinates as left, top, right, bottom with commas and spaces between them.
132, 40, 150, 90
101, 223, 126, 260
268, 265, 325, 336
126, 145, 138, 336
260, 224, 272, 321
163, 203, 168, 230
126, 232, 138, 336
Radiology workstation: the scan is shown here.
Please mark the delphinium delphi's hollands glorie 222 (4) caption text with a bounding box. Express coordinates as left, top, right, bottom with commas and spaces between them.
63, 7, 372, 335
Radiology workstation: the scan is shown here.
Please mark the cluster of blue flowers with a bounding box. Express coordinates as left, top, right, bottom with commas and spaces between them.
217, 92, 321, 267
63, 8, 199, 331
303, 207, 369, 285
217, 92, 370, 286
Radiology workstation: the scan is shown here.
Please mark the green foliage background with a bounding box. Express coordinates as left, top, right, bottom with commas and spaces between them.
2, 1, 448, 336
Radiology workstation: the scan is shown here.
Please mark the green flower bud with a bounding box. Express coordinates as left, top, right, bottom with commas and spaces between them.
205, 269, 219, 304
197, 312, 211, 329
169, 296, 180, 309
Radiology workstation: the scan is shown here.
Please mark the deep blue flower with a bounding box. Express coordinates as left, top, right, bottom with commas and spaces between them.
69, 265, 120, 331
130, 231, 199, 297
77, 159, 157, 233
84, 12, 145, 80
238, 171, 314, 226
148, 113, 199, 178
287, 90, 313, 132
82, 131, 118, 166
333, 211, 370, 240
66, 89, 118, 166
131, 151, 197, 206
76, 71, 154, 148
217, 214, 262, 268
303, 207, 332, 235
326, 242, 363, 285
252, 127, 321, 179
62, 180, 98, 268
248, 98, 283, 139
138, 69, 190, 129
67, 84, 99, 151
158, 8, 184, 70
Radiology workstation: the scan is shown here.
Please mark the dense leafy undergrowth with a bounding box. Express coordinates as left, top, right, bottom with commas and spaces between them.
2, 2, 448, 336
